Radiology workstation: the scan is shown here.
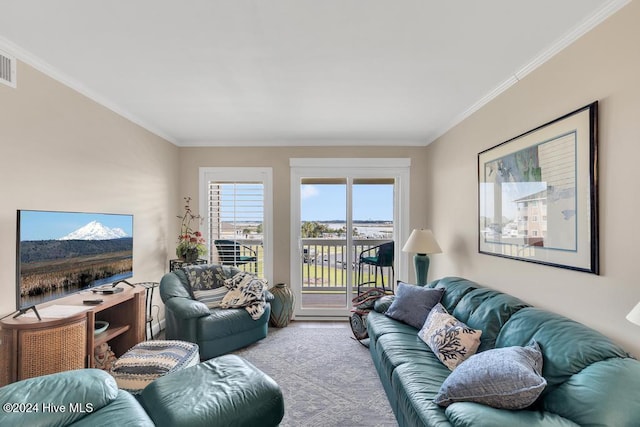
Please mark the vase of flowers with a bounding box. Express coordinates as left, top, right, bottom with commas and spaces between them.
176, 196, 207, 261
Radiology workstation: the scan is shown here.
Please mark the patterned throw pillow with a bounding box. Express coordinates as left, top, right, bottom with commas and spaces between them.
434, 341, 547, 409
418, 303, 482, 370
182, 265, 229, 309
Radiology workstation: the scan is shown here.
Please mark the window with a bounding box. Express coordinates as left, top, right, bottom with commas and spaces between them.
199, 168, 273, 283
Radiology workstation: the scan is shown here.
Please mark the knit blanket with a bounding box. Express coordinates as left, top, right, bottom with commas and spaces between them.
221, 272, 268, 320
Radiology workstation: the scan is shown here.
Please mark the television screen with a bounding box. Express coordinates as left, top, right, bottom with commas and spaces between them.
17, 210, 133, 309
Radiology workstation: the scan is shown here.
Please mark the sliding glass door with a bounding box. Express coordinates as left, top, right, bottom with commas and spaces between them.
290, 159, 410, 318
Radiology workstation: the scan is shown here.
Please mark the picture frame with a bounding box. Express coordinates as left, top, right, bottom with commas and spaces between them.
478, 102, 598, 274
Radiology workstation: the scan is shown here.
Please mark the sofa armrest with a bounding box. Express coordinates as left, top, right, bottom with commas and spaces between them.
374, 295, 395, 313
165, 296, 211, 320
0, 369, 119, 427
264, 289, 275, 302
445, 402, 579, 427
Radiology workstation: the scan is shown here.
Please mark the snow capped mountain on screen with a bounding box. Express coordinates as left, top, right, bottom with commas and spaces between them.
59, 221, 129, 240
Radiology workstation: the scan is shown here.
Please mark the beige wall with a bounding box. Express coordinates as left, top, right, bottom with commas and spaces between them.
426, 1, 640, 356
179, 146, 429, 285
0, 61, 180, 324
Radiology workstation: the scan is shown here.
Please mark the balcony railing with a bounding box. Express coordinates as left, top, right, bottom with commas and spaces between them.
302, 238, 394, 294
210, 238, 395, 295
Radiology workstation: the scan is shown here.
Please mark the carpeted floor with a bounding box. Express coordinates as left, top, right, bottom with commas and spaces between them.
233, 322, 398, 427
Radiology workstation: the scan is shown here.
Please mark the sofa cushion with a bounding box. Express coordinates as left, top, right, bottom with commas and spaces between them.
418, 303, 482, 370
375, 332, 436, 384
451, 288, 530, 352
198, 305, 269, 341
434, 341, 546, 409
542, 357, 640, 427
444, 402, 580, 427
429, 277, 478, 313
385, 282, 444, 329
496, 307, 629, 390
392, 362, 451, 427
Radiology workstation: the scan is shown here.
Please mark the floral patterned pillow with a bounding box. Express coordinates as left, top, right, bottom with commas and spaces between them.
182, 265, 230, 308
418, 303, 482, 370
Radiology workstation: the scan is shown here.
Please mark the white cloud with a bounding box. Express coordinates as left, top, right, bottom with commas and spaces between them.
301, 185, 319, 199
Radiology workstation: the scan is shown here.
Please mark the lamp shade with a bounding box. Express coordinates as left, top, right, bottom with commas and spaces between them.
402, 229, 442, 255
627, 301, 640, 327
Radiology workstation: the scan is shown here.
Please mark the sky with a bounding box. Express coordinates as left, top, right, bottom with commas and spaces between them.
19, 210, 133, 241
301, 184, 393, 221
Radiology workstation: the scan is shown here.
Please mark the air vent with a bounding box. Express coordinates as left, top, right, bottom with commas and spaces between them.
0, 49, 16, 88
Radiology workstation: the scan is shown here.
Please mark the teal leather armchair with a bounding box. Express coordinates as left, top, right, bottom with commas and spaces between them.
160, 267, 271, 360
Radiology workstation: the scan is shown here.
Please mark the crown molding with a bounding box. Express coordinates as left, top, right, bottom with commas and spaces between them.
428, 0, 630, 145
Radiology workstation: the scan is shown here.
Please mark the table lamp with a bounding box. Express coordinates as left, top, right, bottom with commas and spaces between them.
627, 301, 640, 327
402, 229, 442, 286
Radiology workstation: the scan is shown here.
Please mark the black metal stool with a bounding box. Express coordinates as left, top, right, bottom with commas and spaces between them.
136, 282, 159, 340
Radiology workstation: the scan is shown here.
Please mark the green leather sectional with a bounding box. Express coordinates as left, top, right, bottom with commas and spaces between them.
368, 277, 640, 426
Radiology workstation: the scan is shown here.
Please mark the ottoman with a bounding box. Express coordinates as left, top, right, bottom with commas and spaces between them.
140, 355, 284, 427
110, 340, 200, 395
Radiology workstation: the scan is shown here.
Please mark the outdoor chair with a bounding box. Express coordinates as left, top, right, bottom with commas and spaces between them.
356, 241, 394, 294
214, 239, 258, 273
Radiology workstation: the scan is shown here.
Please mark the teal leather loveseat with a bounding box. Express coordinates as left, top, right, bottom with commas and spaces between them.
160, 265, 271, 360
368, 277, 640, 426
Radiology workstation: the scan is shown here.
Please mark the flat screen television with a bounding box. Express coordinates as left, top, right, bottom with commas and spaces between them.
16, 210, 133, 310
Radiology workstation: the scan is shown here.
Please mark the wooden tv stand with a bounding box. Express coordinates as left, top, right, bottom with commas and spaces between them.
0, 285, 145, 385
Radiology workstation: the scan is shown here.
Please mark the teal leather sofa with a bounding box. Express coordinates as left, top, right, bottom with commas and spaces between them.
160, 266, 271, 360
368, 277, 640, 426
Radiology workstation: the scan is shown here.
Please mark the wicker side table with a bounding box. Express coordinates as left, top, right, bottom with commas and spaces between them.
2, 313, 87, 383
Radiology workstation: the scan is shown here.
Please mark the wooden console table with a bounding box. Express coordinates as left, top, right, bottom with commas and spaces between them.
0, 285, 145, 385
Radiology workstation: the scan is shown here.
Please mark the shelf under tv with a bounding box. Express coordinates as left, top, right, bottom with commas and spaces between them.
0, 285, 145, 385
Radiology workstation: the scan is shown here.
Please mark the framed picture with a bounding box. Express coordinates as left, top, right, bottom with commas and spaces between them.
478, 102, 598, 274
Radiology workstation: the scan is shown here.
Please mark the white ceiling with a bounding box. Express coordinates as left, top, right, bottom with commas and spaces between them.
0, 0, 628, 146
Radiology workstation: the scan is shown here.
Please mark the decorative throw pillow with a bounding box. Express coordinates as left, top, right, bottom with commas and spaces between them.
182, 265, 228, 309
418, 303, 482, 370
385, 282, 444, 329
434, 341, 547, 409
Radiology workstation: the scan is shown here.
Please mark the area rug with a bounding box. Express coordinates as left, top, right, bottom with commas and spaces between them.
233, 323, 397, 427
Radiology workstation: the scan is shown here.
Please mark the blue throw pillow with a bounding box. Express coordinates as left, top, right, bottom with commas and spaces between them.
434, 341, 547, 409
385, 282, 444, 329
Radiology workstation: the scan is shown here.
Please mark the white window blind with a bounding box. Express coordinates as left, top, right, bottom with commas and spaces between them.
207, 181, 265, 274
199, 167, 273, 283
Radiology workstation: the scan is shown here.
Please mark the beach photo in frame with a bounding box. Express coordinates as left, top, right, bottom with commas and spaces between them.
478, 102, 598, 274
